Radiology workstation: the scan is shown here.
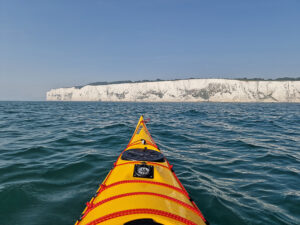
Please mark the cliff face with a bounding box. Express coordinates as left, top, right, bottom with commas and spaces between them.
46, 79, 300, 102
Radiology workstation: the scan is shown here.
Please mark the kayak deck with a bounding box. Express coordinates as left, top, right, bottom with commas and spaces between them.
75, 116, 209, 225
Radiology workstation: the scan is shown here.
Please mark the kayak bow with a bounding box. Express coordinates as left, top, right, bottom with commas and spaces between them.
75, 116, 209, 225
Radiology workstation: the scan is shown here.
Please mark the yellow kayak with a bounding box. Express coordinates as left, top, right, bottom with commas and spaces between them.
75, 116, 209, 225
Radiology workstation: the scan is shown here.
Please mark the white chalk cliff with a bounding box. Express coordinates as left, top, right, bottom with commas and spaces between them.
46, 79, 300, 102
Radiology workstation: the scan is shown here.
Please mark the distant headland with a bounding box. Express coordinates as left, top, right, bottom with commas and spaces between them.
47, 78, 300, 102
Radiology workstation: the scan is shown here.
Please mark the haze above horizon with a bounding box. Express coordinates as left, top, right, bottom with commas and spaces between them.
1, 0, 299, 100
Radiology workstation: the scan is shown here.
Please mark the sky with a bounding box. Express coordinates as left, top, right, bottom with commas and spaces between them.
0, 0, 299, 100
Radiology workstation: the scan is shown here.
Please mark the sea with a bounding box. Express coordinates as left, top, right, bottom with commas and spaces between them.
0, 101, 299, 225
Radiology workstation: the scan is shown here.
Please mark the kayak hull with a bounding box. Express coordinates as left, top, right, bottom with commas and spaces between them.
75, 116, 208, 225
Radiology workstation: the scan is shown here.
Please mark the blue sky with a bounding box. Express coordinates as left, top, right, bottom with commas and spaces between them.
0, 0, 299, 100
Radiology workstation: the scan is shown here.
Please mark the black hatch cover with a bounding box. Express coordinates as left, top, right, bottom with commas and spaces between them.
121, 148, 165, 162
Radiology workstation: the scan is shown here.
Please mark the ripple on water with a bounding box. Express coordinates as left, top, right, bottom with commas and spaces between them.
0, 102, 299, 225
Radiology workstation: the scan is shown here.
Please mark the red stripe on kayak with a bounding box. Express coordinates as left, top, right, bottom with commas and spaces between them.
100, 180, 189, 197
93, 162, 207, 223
84, 208, 198, 225
82, 192, 204, 219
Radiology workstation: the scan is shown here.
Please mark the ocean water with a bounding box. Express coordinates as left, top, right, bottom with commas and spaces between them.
0, 101, 299, 225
